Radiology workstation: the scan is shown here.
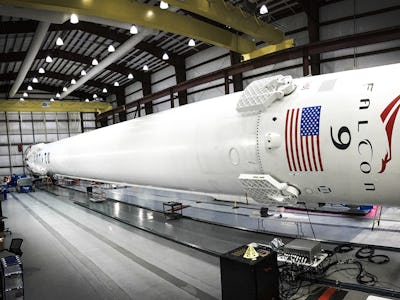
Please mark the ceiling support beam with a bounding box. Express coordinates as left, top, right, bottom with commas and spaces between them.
97, 26, 400, 120
0, 0, 257, 53
175, 59, 187, 106
9, 21, 50, 97
142, 73, 152, 115
0, 100, 111, 113
230, 52, 243, 92
60, 28, 152, 99
164, 0, 284, 44
0, 50, 145, 82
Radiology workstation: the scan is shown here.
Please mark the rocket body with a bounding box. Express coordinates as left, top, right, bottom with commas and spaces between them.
26, 64, 400, 206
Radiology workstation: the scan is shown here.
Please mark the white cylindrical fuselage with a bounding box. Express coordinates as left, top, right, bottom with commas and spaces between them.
26, 64, 400, 206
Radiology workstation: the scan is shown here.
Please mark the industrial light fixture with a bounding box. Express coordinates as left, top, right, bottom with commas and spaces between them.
70, 13, 79, 24
108, 45, 115, 52
71, 79, 77, 85
27, 85, 33, 91
143, 65, 149, 71
188, 39, 195, 47
128, 73, 134, 79
23, 92, 28, 97
20, 97, 24, 101
130, 25, 138, 34
162, 53, 169, 60
56, 37, 64, 46
85, 98, 89, 102
50, 98, 55, 102
260, 4, 268, 15
93, 94, 98, 98
102, 88, 108, 93
39, 67, 45, 74
45, 55, 53, 63
80, 69, 87, 76
56, 93, 61, 98
32, 77, 38, 83
114, 82, 119, 87
92, 58, 99, 66
62, 87, 67, 92
160, 1, 169, 9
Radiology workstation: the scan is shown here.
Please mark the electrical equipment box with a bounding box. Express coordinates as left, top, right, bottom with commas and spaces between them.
220, 245, 279, 300
283, 239, 321, 263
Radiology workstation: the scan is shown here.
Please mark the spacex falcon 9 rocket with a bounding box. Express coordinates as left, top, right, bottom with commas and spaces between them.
26, 64, 400, 206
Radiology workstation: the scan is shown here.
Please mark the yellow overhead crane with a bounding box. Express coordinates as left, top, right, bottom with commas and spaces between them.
0, 0, 292, 56
0, 100, 112, 114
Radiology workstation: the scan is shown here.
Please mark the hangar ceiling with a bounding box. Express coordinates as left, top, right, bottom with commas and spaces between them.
0, 0, 336, 101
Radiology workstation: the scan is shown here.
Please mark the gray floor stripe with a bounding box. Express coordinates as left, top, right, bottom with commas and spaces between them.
25, 192, 218, 300
11, 193, 132, 300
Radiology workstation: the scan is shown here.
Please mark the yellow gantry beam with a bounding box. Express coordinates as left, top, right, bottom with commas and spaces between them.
0, 100, 112, 113
242, 39, 295, 61
165, 0, 284, 44
0, 0, 257, 53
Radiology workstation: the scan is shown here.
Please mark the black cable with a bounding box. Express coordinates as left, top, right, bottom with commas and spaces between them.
355, 245, 390, 264
304, 203, 317, 240
355, 245, 375, 259
368, 254, 390, 264
334, 243, 354, 253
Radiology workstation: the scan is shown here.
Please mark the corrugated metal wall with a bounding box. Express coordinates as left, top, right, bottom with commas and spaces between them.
0, 112, 96, 176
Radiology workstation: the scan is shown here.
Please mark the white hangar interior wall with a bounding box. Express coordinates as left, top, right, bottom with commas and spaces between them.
0, 111, 96, 176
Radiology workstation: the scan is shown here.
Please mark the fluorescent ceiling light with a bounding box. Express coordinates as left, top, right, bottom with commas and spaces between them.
32, 77, 38, 83
130, 25, 138, 34
27, 85, 33, 91
108, 45, 115, 52
71, 79, 77, 85
114, 82, 119, 87
56, 37, 64, 46
50, 98, 55, 102
143, 65, 149, 71
70, 13, 79, 24
102, 88, 108, 93
188, 39, 195, 47
23, 92, 28, 97
93, 94, 97, 98
162, 53, 169, 60
39, 67, 45, 74
80, 69, 87, 76
62, 87, 67, 92
92, 58, 99, 65
45, 55, 53, 63
128, 73, 134, 79
85, 99, 89, 102
56, 93, 61, 98
160, 1, 169, 9
20, 98, 24, 101
260, 4, 268, 14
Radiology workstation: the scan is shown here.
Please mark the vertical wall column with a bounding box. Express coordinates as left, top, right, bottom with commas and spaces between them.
230, 51, 244, 92
116, 89, 127, 122
175, 58, 188, 106
301, 0, 320, 75
143, 73, 153, 115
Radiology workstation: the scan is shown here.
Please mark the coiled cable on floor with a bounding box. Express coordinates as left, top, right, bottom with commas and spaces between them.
355, 245, 390, 264
334, 244, 354, 253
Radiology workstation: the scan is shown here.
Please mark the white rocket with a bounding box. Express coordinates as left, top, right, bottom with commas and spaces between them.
26, 63, 400, 206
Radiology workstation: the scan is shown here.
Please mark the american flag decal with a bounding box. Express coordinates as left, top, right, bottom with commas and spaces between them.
285, 106, 323, 172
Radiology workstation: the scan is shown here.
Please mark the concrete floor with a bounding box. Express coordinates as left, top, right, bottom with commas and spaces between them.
4, 191, 220, 300
2, 188, 399, 299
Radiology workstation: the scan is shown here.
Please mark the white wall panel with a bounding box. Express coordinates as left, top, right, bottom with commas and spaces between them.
0, 157, 9, 167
